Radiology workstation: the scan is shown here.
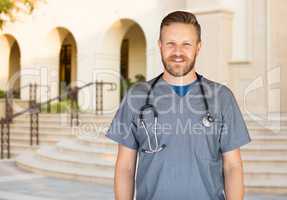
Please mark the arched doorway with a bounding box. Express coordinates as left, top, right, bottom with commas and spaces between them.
58, 32, 77, 97
9, 40, 21, 98
115, 19, 146, 100
118, 21, 147, 100
47, 27, 77, 98
0, 34, 21, 98
99, 19, 147, 112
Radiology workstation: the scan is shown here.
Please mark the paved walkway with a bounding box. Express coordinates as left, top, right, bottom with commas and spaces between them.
0, 160, 286, 200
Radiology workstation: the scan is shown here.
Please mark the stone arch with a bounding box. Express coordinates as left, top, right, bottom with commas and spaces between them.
0, 34, 21, 98
101, 18, 147, 102
46, 27, 78, 97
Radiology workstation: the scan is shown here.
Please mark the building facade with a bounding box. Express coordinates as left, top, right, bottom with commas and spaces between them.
0, 0, 286, 120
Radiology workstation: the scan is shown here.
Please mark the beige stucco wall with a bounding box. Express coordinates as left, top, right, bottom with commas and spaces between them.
0, 0, 285, 116
267, 0, 287, 114
124, 25, 147, 82
0, 0, 187, 113
187, 0, 282, 117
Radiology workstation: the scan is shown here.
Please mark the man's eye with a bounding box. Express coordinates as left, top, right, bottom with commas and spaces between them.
183, 43, 192, 46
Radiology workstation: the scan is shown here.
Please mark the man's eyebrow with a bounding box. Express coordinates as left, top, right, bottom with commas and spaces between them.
182, 40, 193, 43
165, 40, 176, 43
165, 39, 193, 43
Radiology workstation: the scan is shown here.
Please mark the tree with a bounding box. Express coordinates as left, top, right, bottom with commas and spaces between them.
0, 0, 40, 29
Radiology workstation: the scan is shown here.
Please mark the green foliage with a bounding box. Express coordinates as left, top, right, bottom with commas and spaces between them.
0, 0, 41, 29
41, 99, 77, 113
120, 73, 146, 99
0, 89, 6, 98
0, 0, 13, 14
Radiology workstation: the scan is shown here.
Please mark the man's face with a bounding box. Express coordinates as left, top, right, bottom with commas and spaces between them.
159, 22, 201, 77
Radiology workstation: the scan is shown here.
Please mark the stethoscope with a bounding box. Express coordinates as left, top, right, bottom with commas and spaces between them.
139, 72, 215, 154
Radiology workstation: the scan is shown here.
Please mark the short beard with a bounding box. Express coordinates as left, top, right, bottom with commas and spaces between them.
162, 55, 197, 77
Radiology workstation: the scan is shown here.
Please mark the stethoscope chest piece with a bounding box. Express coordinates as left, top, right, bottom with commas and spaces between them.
139, 72, 215, 153
202, 113, 215, 128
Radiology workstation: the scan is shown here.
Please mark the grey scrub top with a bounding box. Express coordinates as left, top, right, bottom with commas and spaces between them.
105, 74, 251, 200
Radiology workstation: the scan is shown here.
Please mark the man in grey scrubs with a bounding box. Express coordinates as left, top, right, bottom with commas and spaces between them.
106, 11, 251, 200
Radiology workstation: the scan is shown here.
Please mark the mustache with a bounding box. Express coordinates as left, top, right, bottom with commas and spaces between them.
168, 55, 188, 61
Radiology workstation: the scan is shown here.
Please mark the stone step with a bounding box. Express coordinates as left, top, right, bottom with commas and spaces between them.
242, 154, 287, 161
243, 157, 287, 174
10, 124, 110, 134
243, 113, 287, 121
242, 143, 287, 150
249, 135, 287, 144
247, 126, 287, 133
36, 146, 115, 171
249, 130, 287, 137
10, 129, 74, 136
11, 138, 55, 146
9, 129, 81, 137
241, 144, 287, 157
13, 120, 70, 126
15, 113, 113, 121
10, 135, 74, 146
13, 117, 112, 125
250, 134, 287, 139
245, 173, 287, 186
242, 150, 286, 157
15, 151, 114, 185
245, 186, 287, 194
245, 120, 287, 127
56, 139, 117, 161
10, 123, 77, 129
10, 144, 39, 157
78, 134, 116, 144
10, 131, 73, 138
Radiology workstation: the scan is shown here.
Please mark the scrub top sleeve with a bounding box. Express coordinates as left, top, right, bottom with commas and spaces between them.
219, 87, 251, 153
105, 91, 139, 150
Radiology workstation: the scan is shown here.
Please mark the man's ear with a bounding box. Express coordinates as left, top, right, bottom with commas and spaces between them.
196, 41, 202, 55
158, 39, 162, 49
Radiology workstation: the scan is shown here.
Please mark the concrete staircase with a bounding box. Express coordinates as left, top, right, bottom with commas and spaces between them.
9, 113, 112, 157
14, 114, 287, 194
16, 135, 116, 185
241, 120, 287, 194
15, 113, 115, 185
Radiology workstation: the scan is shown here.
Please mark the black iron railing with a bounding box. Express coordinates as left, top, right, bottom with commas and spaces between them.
0, 80, 116, 159
0, 118, 10, 159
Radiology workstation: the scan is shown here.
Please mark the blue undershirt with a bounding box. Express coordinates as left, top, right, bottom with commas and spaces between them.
170, 81, 195, 96
169, 75, 201, 96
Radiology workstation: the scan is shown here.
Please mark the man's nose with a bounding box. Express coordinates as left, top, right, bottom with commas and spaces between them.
173, 45, 183, 56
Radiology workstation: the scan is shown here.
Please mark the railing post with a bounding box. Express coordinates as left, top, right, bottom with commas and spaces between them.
95, 80, 104, 115
100, 80, 103, 115
57, 83, 61, 113
1, 120, 3, 159
1, 118, 10, 159
29, 83, 39, 146
95, 81, 116, 115
5, 90, 13, 123
47, 87, 51, 113
95, 81, 98, 115
70, 87, 79, 127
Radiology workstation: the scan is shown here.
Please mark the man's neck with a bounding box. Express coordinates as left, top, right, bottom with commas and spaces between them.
162, 70, 197, 86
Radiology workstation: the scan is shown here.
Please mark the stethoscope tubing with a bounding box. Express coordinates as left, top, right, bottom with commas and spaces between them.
140, 72, 214, 153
